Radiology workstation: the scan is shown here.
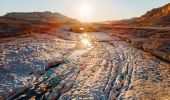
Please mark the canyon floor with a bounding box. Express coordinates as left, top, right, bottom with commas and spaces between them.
0, 29, 170, 100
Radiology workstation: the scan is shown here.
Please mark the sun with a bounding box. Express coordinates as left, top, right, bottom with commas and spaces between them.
79, 4, 93, 22
79, 4, 92, 17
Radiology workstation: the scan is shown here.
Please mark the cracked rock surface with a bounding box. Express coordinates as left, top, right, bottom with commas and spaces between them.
0, 31, 170, 100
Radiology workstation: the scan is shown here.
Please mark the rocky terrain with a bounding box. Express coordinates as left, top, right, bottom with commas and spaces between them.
0, 3, 170, 100
106, 27, 170, 62
0, 28, 170, 99
106, 3, 170, 62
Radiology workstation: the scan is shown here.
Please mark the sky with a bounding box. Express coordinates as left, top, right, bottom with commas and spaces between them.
0, 0, 170, 22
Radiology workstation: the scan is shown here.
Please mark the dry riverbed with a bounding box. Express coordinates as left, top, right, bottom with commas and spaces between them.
0, 30, 169, 100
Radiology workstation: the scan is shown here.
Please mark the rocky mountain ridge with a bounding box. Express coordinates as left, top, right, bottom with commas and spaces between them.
138, 3, 170, 26
4, 11, 78, 24
111, 3, 170, 27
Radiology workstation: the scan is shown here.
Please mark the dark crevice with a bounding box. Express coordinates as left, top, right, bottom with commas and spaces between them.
45, 60, 63, 70
134, 47, 170, 64
8, 60, 64, 100
152, 54, 170, 63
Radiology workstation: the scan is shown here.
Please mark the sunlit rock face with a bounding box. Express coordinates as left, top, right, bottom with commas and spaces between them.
111, 3, 170, 27
138, 3, 170, 27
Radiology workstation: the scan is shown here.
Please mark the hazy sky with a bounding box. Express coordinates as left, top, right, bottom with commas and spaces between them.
0, 0, 169, 22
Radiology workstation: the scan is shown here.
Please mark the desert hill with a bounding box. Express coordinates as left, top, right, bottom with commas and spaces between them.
138, 3, 170, 26
0, 11, 81, 37
4, 11, 78, 24
0, 17, 59, 37
112, 3, 170, 27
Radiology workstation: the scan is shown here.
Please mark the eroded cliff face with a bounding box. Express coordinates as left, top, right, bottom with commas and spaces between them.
138, 3, 170, 27
106, 28, 170, 62
111, 3, 170, 27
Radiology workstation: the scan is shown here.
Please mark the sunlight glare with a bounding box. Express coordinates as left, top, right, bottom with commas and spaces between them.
81, 39, 91, 47
80, 4, 92, 17
79, 3, 93, 22
80, 34, 92, 47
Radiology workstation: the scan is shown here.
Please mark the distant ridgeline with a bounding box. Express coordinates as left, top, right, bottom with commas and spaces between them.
0, 11, 80, 37
111, 3, 170, 27
3, 11, 79, 24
